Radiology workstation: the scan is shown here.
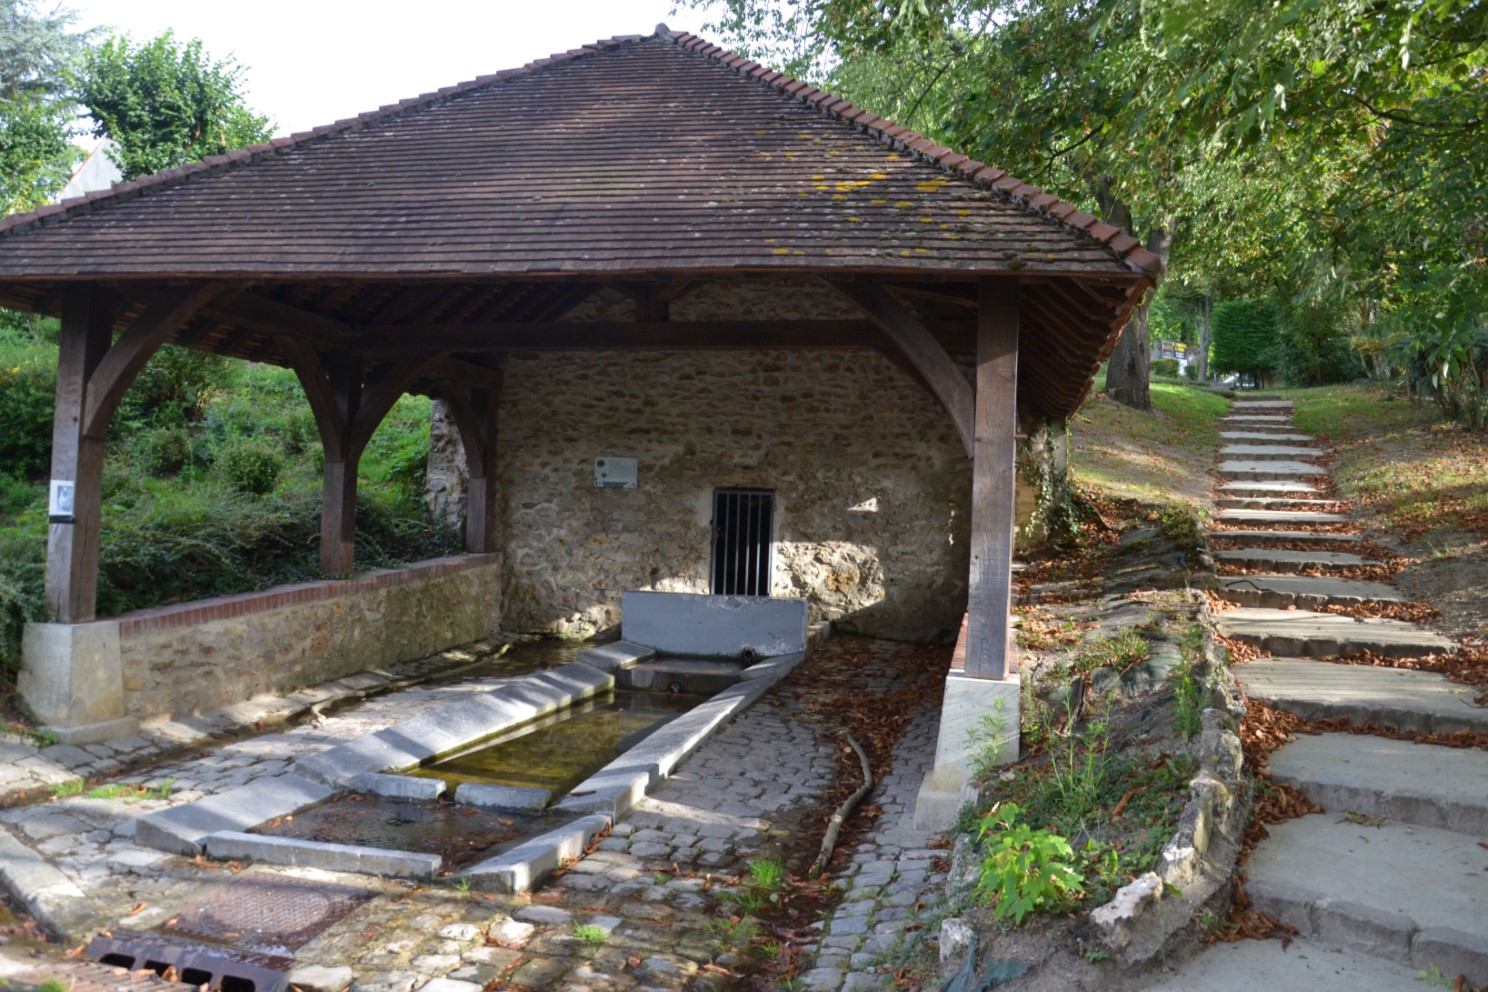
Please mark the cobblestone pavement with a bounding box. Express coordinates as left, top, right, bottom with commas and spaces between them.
0, 638, 951, 991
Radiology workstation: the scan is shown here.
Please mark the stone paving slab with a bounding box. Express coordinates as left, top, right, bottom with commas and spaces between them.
1214, 496, 1338, 510
1215, 608, 1456, 658
1231, 400, 1294, 409
1219, 431, 1316, 442
1217, 574, 1401, 609
1244, 815, 1488, 981
1268, 733, 1488, 835
1214, 508, 1350, 524
1218, 444, 1322, 461
1216, 460, 1328, 479
1216, 548, 1366, 572
1217, 480, 1325, 495
1137, 937, 1423, 991
1214, 529, 1362, 545
1220, 414, 1293, 423
1236, 659, 1488, 734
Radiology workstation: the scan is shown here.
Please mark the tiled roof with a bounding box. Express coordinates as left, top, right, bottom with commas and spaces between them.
0, 29, 1158, 281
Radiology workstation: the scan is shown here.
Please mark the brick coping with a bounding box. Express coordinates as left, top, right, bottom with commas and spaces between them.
112, 553, 501, 639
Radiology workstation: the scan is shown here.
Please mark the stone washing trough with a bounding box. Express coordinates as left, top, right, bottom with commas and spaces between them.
135, 595, 808, 893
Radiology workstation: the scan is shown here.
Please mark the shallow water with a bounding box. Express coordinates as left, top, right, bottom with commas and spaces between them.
254, 795, 560, 871
407, 689, 703, 798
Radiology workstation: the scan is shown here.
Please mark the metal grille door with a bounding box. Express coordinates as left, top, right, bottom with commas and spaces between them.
711, 489, 774, 597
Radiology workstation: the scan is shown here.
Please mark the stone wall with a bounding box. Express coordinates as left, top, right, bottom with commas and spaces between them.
491, 348, 972, 642
112, 555, 500, 720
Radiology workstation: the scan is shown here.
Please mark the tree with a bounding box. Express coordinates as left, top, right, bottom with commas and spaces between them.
79, 31, 272, 180
0, 0, 92, 214
1211, 298, 1280, 386
700, 0, 1179, 410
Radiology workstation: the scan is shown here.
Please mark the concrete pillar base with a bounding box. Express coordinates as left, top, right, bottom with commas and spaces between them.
18, 621, 136, 744
913, 672, 1019, 832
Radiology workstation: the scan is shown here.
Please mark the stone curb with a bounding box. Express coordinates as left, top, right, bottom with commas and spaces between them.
455, 783, 549, 812
554, 673, 779, 820
203, 830, 443, 878
0, 828, 95, 940
295, 660, 614, 788
352, 772, 446, 801
135, 773, 335, 856
463, 814, 612, 893
0, 639, 509, 809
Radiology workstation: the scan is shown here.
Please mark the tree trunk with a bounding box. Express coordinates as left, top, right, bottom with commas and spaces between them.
1095, 184, 1173, 412
1196, 293, 1213, 382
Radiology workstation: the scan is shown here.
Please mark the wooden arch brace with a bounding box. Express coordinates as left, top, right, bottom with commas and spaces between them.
45, 283, 226, 622
280, 339, 444, 575
432, 380, 501, 554
826, 279, 975, 457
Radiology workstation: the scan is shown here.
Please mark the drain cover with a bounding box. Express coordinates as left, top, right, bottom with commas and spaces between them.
162, 874, 374, 953
86, 928, 291, 992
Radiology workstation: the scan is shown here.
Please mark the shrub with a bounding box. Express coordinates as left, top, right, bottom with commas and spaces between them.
1149, 357, 1180, 377
216, 442, 283, 496
132, 426, 194, 477
0, 340, 58, 479
114, 347, 231, 428
976, 802, 1083, 924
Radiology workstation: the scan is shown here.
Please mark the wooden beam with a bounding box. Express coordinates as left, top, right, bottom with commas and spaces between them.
827, 279, 976, 457
965, 278, 1021, 680
82, 283, 226, 437
44, 287, 113, 622
349, 319, 899, 353
202, 292, 354, 344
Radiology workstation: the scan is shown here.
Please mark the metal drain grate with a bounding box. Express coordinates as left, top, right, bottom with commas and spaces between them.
86, 928, 291, 992
162, 874, 374, 954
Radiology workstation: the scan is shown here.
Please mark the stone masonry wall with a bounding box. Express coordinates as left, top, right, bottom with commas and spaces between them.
117, 554, 502, 720
495, 349, 971, 642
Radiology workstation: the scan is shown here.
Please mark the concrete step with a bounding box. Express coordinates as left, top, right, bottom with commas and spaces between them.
1217, 461, 1328, 482
1217, 548, 1366, 573
1236, 659, 1488, 734
1232, 400, 1294, 409
1215, 496, 1339, 510
1219, 430, 1316, 443
1218, 480, 1326, 496
1218, 574, 1402, 609
1245, 814, 1488, 984
1214, 530, 1362, 546
1215, 508, 1351, 525
1214, 608, 1456, 658
1269, 733, 1488, 835
1219, 444, 1324, 462
1137, 937, 1425, 991
1222, 413, 1294, 423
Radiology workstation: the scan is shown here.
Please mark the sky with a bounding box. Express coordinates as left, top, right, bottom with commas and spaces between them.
62, 1, 728, 138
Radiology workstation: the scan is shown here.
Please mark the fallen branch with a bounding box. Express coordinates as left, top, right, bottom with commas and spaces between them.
811, 733, 874, 877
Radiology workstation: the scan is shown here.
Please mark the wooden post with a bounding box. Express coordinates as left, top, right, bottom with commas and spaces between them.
965, 278, 1020, 679
464, 386, 499, 553
44, 288, 112, 622
319, 353, 364, 575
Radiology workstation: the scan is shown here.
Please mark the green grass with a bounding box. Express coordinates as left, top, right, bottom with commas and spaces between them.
1070, 382, 1230, 504
1277, 383, 1488, 542
572, 923, 608, 945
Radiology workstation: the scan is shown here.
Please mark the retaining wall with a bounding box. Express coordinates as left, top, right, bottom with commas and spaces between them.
22, 553, 502, 728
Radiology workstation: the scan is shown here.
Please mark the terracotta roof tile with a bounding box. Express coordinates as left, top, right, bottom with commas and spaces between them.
0, 29, 1160, 283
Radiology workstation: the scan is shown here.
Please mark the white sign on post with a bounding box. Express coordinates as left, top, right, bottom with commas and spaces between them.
594, 457, 638, 489
49, 479, 76, 521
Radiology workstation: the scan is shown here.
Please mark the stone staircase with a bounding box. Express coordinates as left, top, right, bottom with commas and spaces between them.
1145, 396, 1488, 990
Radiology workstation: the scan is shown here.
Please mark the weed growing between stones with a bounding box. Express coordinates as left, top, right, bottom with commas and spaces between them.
974, 803, 1084, 924
571, 923, 607, 945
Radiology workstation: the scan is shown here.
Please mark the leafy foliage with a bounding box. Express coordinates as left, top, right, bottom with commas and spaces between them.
215, 441, 283, 496
0, 0, 93, 213
0, 337, 57, 478
975, 802, 1084, 924
80, 31, 272, 180
1211, 299, 1280, 381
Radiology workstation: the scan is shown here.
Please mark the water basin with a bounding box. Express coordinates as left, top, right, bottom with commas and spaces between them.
254, 794, 565, 872
407, 688, 703, 800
